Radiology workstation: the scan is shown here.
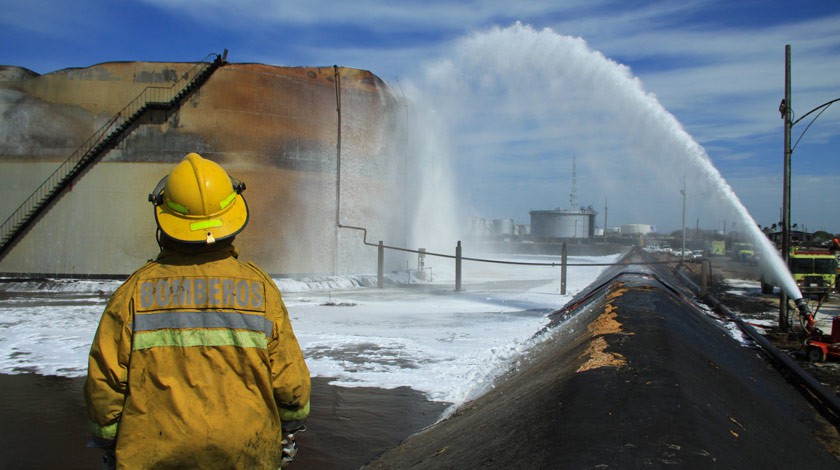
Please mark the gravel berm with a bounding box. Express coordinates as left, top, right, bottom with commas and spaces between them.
364, 261, 840, 468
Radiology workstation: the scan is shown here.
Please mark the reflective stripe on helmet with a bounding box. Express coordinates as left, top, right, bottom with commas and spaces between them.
166, 199, 190, 214
190, 219, 224, 231
220, 191, 237, 210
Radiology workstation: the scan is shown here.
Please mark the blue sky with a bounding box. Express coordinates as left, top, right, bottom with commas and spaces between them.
2, 0, 839, 235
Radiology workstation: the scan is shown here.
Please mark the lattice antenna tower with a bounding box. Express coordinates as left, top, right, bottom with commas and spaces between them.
569, 155, 578, 211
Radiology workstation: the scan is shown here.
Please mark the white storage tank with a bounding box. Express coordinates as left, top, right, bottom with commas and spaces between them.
465, 217, 491, 237
491, 218, 515, 236
620, 224, 655, 235
530, 208, 597, 239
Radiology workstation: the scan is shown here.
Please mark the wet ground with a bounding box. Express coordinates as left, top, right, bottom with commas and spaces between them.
0, 374, 445, 469
692, 255, 840, 398
365, 258, 840, 468
6, 254, 840, 468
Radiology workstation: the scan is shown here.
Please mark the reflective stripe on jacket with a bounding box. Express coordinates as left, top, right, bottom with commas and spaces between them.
85, 245, 311, 469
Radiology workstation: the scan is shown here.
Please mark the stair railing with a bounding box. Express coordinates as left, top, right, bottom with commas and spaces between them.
0, 52, 225, 253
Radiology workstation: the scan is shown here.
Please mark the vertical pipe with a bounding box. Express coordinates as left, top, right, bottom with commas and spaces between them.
561, 242, 568, 295
700, 259, 709, 297
334, 66, 342, 276
377, 241, 384, 288
396, 79, 409, 250
455, 241, 462, 292
780, 45, 792, 331
334, 65, 342, 228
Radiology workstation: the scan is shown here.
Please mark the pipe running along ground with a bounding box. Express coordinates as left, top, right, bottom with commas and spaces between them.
674, 265, 840, 422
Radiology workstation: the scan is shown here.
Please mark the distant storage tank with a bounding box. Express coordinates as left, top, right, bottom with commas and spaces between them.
465, 217, 491, 237
491, 218, 515, 237
620, 224, 655, 235
530, 208, 597, 239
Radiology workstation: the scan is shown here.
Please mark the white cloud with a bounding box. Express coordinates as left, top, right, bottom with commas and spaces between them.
0, 0, 107, 36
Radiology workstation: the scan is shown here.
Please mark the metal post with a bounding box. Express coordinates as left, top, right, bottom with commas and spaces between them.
700, 259, 709, 297
560, 242, 568, 295
377, 241, 384, 288
780, 45, 792, 331
455, 240, 462, 292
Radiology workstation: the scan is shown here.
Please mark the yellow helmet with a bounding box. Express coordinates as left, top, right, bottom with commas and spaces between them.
148, 153, 248, 244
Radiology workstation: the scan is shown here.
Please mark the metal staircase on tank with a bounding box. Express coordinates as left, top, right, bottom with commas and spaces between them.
0, 50, 228, 261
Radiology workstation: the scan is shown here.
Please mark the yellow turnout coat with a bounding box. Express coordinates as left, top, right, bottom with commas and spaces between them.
85, 244, 311, 469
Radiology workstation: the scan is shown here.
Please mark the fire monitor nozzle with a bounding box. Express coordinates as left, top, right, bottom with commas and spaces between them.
794, 297, 816, 333
794, 297, 811, 317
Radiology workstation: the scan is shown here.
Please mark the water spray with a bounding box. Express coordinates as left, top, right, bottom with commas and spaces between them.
414, 23, 810, 306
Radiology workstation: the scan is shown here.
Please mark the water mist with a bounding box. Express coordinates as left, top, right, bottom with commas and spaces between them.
406, 23, 805, 303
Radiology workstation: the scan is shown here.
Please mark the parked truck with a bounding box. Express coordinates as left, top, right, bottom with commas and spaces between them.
761, 247, 838, 297
707, 240, 725, 256
732, 242, 756, 265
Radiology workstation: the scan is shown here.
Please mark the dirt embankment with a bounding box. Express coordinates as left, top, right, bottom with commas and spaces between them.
678, 255, 840, 397
365, 267, 840, 468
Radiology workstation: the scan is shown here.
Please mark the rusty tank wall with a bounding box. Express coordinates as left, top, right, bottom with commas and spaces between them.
0, 61, 408, 276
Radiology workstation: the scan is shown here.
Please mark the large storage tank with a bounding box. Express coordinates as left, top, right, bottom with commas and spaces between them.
529, 209, 597, 239
0, 59, 408, 276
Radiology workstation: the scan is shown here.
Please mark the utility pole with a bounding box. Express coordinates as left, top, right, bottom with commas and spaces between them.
779, 45, 792, 331
569, 155, 578, 211
603, 197, 608, 244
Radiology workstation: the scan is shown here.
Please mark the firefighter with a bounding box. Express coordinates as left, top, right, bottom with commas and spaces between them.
85, 153, 311, 469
